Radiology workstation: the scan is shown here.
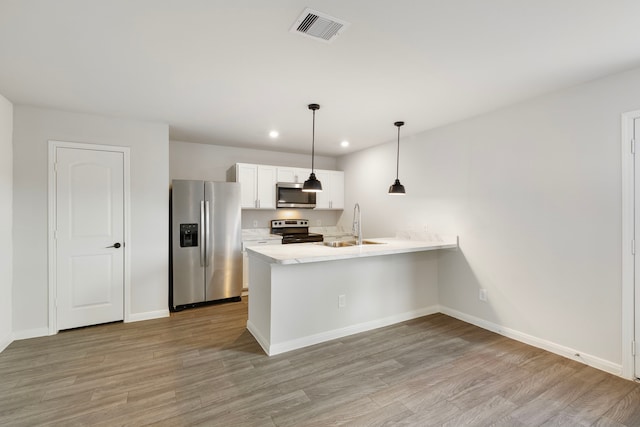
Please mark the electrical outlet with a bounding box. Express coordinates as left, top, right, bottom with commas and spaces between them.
253, 220, 258, 228
338, 294, 346, 308
479, 289, 488, 302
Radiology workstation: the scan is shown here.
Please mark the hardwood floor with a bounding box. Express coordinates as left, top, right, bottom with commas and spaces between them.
1, 298, 639, 426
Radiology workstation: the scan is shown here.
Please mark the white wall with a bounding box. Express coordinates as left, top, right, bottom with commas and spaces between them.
170, 140, 341, 228
170, 140, 337, 181
13, 106, 169, 336
0, 94, 13, 351
338, 66, 640, 369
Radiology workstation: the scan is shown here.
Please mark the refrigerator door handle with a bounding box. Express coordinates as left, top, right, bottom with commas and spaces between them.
200, 200, 206, 267
204, 200, 211, 267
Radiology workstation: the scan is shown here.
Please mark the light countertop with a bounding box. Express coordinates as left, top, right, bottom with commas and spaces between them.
246, 235, 458, 265
242, 228, 282, 242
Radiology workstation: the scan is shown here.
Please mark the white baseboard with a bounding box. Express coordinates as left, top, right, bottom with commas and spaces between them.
439, 306, 622, 377
258, 305, 441, 356
0, 332, 13, 353
13, 327, 50, 341
127, 309, 170, 323
246, 320, 270, 355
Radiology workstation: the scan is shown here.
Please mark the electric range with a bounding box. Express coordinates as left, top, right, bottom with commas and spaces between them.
270, 219, 324, 244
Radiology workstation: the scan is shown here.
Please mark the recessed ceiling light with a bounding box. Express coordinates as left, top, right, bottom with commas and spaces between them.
341, 140, 349, 147
269, 130, 279, 138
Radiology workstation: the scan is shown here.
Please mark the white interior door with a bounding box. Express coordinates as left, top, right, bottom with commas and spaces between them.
55, 146, 125, 330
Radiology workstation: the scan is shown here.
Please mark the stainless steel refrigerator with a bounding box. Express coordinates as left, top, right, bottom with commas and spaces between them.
170, 180, 242, 311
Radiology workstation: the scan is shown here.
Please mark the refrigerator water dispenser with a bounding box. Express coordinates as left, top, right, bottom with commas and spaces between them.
179, 223, 198, 247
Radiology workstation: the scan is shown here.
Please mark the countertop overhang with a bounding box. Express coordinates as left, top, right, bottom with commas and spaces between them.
246, 236, 458, 265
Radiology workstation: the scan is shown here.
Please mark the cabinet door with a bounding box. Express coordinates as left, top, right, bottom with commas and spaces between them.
313, 169, 331, 209
256, 165, 276, 209
277, 167, 297, 183
237, 164, 257, 208
312, 170, 344, 209
297, 168, 311, 184
330, 171, 345, 209
277, 167, 310, 183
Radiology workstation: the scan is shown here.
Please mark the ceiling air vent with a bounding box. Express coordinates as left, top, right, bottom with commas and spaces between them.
290, 8, 350, 43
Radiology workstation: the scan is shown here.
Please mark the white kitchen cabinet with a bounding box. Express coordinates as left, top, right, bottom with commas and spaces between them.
314, 169, 344, 210
242, 237, 281, 290
229, 163, 343, 210
234, 163, 276, 209
276, 167, 310, 183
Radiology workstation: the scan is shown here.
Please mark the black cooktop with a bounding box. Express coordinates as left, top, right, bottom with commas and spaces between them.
271, 219, 324, 244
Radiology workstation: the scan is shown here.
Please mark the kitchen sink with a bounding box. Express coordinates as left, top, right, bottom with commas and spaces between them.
323, 241, 355, 247
322, 240, 385, 247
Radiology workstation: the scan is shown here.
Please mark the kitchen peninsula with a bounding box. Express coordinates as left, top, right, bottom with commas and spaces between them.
246, 236, 457, 355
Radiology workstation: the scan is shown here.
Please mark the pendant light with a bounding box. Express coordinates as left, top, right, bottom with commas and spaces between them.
303, 103, 323, 192
388, 121, 406, 195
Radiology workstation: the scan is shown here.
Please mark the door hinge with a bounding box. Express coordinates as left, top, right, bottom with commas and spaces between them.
632, 239, 636, 255
633, 340, 636, 356
632, 138, 636, 154
54, 230, 58, 240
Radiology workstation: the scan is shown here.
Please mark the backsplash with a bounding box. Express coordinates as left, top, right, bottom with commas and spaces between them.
241, 209, 341, 229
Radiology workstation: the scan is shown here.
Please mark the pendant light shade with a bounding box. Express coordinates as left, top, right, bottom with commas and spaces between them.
389, 178, 405, 194
303, 172, 322, 192
389, 121, 406, 195
303, 103, 323, 192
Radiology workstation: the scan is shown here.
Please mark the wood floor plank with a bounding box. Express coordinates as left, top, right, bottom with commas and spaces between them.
1, 297, 639, 426
343, 401, 414, 426
443, 395, 518, 426
601, 386, 640, 426
509, 372, 593, 425
551, 374, 637, 425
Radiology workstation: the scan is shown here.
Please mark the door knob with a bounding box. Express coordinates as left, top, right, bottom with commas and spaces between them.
107, 242, 122, 249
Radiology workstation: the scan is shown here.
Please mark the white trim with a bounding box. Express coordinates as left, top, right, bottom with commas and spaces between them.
246, 320, 270, 355
47, 140, 132, 334
48, 142, 56, 335
440, 306, 622, 377
622, 111, 640, 380
122, 147, 132, 323
0, 332, 13, 353
13, 327, 50, 341
127, 309, 170, 323
251, 305, 440, 356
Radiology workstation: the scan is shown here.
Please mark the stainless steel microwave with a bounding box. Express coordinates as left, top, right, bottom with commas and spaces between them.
276, 182, 316, 209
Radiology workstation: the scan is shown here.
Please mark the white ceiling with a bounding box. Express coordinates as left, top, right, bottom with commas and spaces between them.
1, 1, 640, 156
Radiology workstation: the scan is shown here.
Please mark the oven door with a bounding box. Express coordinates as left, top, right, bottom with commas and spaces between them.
276, 182, 316, 208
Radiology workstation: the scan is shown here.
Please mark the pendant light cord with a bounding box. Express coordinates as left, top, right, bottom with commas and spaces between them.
395, 125, 400, 180
311, 109, 316, 173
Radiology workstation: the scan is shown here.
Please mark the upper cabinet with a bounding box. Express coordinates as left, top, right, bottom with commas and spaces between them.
314, 170, 345, 210
229, 163, 344, 210
231, 163, 276, 209
276, 167, 310, 184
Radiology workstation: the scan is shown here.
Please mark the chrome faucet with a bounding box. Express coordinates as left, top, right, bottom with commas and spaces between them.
352, 203, 362, 245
